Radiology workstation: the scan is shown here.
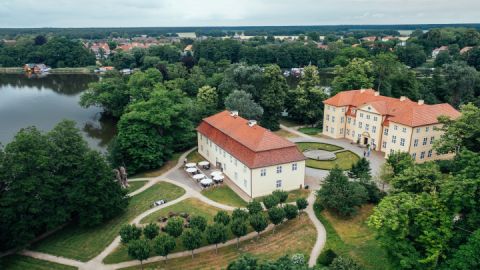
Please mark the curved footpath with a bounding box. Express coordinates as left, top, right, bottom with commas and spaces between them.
19, 145, 328, 269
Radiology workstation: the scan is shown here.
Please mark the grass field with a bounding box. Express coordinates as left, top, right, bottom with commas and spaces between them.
126, 181, 148, 193
298, 127, 322, 135
121, 212, 316, 270
296, 142, 343, 152
306, 150, 360, 170
31, 182, 185, 262
104, 198, 230, 264
273, 129, 296, 138
0, 255, 77, 270
201, 185, 248, 207
186, 150, 205, 163
315, 205, 393, 270
131, 152, 182, 179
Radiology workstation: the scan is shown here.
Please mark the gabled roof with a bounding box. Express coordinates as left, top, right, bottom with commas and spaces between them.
197, 111, 305, 168
324, 89, 460, 127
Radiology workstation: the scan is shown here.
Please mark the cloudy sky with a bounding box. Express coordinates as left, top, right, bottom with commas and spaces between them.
0, 0, 478, 28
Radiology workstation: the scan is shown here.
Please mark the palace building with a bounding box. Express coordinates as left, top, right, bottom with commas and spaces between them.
197, 111, 306, 198
322, 89, 461, 162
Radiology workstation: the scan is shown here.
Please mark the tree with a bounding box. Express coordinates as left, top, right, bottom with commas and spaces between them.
227, 254, 258, 270
189, 215, 207, 232
284, 204, 299, 220
165, 217, 184, 238
395, 44, 427, 68
434, 51, 452, 67
391, 162, 444, 193
272, 190, 288, 205
119, 224, 142, 244
386, 151, 415, 176
231, 208, 249, 221
196, 85, 218, 115
246, 201, 263, 215
329, 256, 363, 270
442, 62, 479, 107
213, 211, 231, 226
466, 46, 480, 70
296, 198, 308, 213
260, 65, 288, 130
332, 58, 374, 95
153, 233, 176, 263
267, 207, 285, 233
373, 53, 401, 94
143, 223, 160, 240
378, 163, 394, 191
368, 193, 453, 269
34, 35, 47, 46
348, 158, 371, 179
127, 68, 163, 101
249, 213, 269, 238
112, 87, 195, 174
443, 229, 480, 270
127, 239, 151, 270
262, 195, 280, 209
435, 103, 480, 154
230, 219, 248, 248
206, 223, 228, 253
224, 90, 263, 120
181, 228, 202, 258
316, 167, 368, 218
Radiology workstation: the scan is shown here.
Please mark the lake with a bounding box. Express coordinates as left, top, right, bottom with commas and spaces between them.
0, 73, 116, 151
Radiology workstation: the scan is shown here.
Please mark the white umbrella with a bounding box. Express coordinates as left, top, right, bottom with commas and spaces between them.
185, 163, 196, 168
213, 175, 224, 181
186, 168, 197, 173
210, 171, 223, 177
200, 178, 213, 185
193, 174, 206, 180
198, 161, 210, 166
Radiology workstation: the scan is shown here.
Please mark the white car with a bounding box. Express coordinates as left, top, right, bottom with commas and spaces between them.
153, 200, 167, 207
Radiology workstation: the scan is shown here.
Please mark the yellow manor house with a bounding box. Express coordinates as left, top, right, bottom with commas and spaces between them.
322, 89, 461, 162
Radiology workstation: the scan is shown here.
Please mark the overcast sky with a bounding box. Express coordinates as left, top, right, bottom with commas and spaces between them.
0, 0, 478, 28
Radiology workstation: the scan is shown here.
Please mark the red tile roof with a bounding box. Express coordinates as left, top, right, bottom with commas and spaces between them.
197, 111, 305, 169
324, 89, 460, 127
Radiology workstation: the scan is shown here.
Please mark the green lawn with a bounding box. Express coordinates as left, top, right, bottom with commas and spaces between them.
120, 212, 316, 270
298, 127, 322, 135
186, 150, 205, 163
126, 181, 148, 193
314, 204, 393, 270
104, 198, 232, 264
201, 185, 248, 207
296, 142, 343, 152
130, 153, 182, 179
306, 150, 360, 170
285, 189, 311, 203
31, 182, 185, 262
0, 255, 77, 270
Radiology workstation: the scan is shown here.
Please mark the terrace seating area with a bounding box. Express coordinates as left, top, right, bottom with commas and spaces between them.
183, 160, 225, 189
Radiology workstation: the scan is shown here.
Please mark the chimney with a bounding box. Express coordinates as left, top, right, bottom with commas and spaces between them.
374, 91, 380, 96
230, 110, 238, 117
400, 96, 406, 101
418, 100, 424, 105
247, 120, 257, 127
360, 89, 366, 93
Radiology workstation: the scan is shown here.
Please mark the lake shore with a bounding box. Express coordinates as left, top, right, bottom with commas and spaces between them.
0, 66, 96, 74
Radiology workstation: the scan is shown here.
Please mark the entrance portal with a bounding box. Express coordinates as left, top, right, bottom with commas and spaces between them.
363, 137, 369, 145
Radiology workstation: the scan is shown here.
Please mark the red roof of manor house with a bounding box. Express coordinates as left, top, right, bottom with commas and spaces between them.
197, 111, 306, 169
323, 89, 460, 127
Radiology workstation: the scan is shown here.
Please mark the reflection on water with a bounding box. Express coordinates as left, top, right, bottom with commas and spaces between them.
0, 73, 116, 151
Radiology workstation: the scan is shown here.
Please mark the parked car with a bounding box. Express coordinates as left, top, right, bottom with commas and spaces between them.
152, 199, 167, 207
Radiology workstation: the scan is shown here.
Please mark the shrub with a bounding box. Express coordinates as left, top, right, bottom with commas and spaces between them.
262, 195, 280, 209
119, 224, 142, 244
329, 256, 362, 270
189, 215, 207, 231
165, 216, 184, 238
214, 210, 231, 225
284, 204, 299, 219
272, 190, 288, 204
247, 201, 263, 215
232, 208, 249, 221
143, 222, 160, 240
317, 248, 337, 266
296, 198, 308, 212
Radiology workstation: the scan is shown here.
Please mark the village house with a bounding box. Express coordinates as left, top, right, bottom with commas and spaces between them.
361, 36, 377, 42
460, 46, 473, 54
90, 42, 111, 59
197, 111, 306, 198
432, 46, 449, 59
182, 44, 194, 55
322, 89, 460, 162
23, 63, 50, 73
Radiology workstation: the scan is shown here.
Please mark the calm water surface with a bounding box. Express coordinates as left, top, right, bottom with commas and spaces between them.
0, 73, 116, 151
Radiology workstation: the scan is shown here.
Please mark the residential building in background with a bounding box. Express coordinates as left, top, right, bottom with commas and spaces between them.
197, 111, 306, 198
322, 89, 461, 162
